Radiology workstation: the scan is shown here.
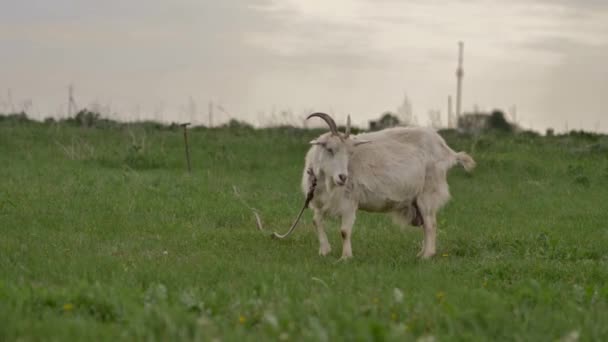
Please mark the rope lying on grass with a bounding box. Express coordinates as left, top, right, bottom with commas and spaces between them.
232, 185, 264, 232
232, 168, 317, 239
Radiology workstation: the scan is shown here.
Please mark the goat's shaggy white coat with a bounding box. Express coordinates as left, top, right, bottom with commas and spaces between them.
302, 125, 475, 259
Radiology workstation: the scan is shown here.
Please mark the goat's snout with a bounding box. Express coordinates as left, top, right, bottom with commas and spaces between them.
336, 173, 348, 186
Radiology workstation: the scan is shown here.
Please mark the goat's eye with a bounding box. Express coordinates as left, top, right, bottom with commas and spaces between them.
326, 148, 334, 155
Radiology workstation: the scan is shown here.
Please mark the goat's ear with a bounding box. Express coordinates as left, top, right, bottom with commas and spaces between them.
310, 139, 322, 145
353, 140, 371, 147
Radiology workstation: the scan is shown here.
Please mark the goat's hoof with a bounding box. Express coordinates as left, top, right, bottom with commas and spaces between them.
336, 255, 353, 263
319, 245, 332, 256
420, 252, 436, 260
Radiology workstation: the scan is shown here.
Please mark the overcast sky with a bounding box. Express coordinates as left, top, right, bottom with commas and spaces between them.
2, 0, 607, 131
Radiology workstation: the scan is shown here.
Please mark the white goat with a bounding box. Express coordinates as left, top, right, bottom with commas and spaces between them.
302, 113, 475, 259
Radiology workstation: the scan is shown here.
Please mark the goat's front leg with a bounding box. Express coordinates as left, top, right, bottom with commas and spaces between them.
339, 209, 356, 260
313, 209, 331, 256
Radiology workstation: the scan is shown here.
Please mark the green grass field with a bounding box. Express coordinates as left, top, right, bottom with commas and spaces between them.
2, 119, 608, 341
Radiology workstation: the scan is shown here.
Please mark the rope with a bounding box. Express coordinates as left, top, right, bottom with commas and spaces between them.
232, 168, 317, 239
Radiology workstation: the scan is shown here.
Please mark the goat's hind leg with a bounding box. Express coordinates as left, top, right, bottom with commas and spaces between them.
419, 214, 437, 259
416, 172, 450, 259
415, 198, 438, 259
313, 209, 331, 256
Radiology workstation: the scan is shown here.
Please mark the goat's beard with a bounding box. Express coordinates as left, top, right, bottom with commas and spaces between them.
325, 177, 335, 190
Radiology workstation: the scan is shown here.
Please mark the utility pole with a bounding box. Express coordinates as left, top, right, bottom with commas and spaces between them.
7, 89, 14, 113
67, 84, 76, 117
208, 101, 214, 127
188, 96, 197, 125
447, 95, 453, 128
456, 41, 464, 119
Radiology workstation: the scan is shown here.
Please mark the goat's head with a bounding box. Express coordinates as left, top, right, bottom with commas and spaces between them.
307, 112, 370, 187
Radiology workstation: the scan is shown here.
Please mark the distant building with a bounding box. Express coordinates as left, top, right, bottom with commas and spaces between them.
457, 110, 517, 134
457, 112, 490, 134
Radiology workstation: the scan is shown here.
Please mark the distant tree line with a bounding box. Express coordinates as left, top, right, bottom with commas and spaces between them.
368, 109, 519, 134
0, 110, 600, 139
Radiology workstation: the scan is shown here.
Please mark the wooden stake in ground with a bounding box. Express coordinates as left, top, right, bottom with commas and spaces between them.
181, 123, 192, 173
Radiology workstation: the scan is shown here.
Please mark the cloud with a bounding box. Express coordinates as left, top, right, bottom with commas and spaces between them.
1, 0, 607, 130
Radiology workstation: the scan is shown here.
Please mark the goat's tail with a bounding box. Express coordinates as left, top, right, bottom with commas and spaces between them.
455, 152, 476, 172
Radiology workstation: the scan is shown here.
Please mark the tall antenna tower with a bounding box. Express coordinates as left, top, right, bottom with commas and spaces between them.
455, 41, 464, 119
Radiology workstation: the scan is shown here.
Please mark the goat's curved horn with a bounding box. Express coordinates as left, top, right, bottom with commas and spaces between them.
345, 115, 351, 138
307, 112, 338, 136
